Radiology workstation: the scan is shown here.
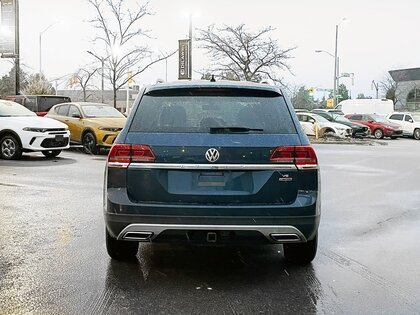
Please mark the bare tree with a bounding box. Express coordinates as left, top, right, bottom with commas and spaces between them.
87, 0, 175, 108
197, 24, 296, 84
69, 68, 98, 102
380, 73, 398, 104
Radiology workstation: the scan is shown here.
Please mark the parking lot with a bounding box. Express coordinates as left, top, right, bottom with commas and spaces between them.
1, 139, 420, 314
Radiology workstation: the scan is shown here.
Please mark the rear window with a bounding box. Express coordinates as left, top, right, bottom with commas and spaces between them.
130, 88, 296, 134
38, 97, 71, 112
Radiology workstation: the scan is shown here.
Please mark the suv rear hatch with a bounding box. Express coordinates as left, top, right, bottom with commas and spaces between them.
115, 87, 311, 206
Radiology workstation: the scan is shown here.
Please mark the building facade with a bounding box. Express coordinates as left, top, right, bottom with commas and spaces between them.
389, 68, 420, 111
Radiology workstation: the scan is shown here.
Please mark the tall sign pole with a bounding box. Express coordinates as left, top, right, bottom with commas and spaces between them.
14, 0, 19, 95
188, 13, 192, 81
178, 39, 190, 80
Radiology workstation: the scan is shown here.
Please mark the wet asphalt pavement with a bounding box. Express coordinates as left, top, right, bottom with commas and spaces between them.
1, 140, 420, 315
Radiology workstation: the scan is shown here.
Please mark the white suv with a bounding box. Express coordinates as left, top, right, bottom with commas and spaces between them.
0, 100, 70, 159
387, 112, 420, 140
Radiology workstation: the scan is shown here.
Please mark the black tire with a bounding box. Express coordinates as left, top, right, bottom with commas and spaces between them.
0, 134, 22, 160
82, 132, 98, 154
283, 233, 318, 265
42, 150, 62, 158
390, 136, 398, 140
106, 229, 139, 261
414, 128, 420, 140
373, 128, 384, 139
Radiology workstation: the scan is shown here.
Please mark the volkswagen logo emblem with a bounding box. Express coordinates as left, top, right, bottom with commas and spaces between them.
205, 148, 220, 163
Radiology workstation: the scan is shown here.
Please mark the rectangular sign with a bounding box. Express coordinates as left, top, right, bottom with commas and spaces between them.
327, 98, 334, 108
0, 0, 16, 54
178, 39, 190, 80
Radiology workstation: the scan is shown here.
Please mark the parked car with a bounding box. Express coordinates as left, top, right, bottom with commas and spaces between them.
4, 95, 71, 117
296, 112, 352, 138
386, 112, 420, 140
311, 111, 370, 138
0, 100, 70, 160
46, 102, 127, 154
346, 114, 403, 139
104, 80, 320, 265
335, 99, 394, 115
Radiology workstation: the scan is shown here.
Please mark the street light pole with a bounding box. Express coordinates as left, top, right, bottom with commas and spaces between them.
333, 24, 339, 107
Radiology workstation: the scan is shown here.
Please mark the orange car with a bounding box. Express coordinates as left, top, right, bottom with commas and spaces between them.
46, 102, 126, 154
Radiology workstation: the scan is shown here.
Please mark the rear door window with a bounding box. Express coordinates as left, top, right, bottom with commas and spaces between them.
57, 105, 70, 116
389, 114, 404, 120
38, 97, 71, 112
130, 88, 296, 134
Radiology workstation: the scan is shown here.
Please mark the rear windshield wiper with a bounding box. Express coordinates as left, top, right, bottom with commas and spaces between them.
210, 127, 264, 134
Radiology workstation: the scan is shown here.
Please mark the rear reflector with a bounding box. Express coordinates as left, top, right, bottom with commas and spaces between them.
108, 144, 155, 167
270, 145, 317, 168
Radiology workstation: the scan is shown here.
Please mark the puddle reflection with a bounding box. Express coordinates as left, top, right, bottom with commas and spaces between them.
103, 244, 323, 314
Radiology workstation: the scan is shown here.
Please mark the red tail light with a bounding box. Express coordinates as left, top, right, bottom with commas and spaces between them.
270, 145, 317, 168
108, 144, 131, 165
269, 146, 294, 163
108, 144, 155, 168
131, 145, 156, 162
294, 146, 317, 166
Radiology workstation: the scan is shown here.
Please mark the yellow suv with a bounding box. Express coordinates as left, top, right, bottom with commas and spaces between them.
47, 102, 126, 154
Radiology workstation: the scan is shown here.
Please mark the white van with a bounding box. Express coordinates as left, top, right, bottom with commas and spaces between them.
335, 99, 394, 116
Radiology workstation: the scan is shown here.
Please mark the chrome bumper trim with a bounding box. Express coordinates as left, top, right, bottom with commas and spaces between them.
117, 224, 307, 243
128, 163, 297, 171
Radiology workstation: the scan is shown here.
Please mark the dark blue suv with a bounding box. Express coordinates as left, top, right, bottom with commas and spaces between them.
104, 80, 320, 265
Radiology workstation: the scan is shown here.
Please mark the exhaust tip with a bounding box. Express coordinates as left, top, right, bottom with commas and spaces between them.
270, 233, 301, 243
123, 231, 153, 241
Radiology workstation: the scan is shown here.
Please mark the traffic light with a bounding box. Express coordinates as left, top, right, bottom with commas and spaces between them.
128, 71, 135, 84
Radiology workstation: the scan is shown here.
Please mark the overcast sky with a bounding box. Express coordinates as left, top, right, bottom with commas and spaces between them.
2, 0, 419, 98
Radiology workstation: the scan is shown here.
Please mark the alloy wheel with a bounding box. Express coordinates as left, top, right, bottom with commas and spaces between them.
83, 133, 97, 154
374, 129, 383, 139
1, 138, 16, 159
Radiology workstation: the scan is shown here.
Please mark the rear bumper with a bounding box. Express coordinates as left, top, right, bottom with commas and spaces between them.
105, 188, 320, 244
105, 213, 320, 244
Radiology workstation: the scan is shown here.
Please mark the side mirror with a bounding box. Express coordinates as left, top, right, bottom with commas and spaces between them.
71, 113, 81, 119
409, 119, 413, 123
368, 120, 374, 123
308, 119, 315, 124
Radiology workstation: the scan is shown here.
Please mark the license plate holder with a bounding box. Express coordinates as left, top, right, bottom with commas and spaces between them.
55, 135, 64, 141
